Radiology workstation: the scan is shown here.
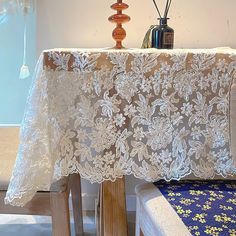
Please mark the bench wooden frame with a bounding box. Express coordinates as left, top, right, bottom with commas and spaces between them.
0, 174, 83, 236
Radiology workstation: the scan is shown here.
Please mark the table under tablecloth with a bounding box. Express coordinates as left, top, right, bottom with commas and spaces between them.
5, 47, 236, 206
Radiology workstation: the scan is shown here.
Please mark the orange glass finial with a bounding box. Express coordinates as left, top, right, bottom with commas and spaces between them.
108, 0, 130, 49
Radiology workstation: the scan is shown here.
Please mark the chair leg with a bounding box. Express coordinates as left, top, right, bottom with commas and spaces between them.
50, 191, 71, 236
140, 229, 144, 236
70, 173, 84, 236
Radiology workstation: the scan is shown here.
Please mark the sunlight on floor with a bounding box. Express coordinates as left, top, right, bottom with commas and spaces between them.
0, 212, 95, 236
0, 211, 135, 236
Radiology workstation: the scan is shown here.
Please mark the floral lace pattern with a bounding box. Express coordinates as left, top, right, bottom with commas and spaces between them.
5, 48, 236, 206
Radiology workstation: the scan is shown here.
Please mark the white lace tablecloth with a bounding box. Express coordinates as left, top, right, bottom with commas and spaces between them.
5, 48, 236, 206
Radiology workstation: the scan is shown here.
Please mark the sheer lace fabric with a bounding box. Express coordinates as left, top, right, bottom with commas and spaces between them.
5, 48, 236, 206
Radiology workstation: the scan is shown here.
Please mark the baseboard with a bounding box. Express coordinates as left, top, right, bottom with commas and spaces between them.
69, 194, 136, 212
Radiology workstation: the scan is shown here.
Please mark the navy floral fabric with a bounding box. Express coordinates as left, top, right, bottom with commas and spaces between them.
154, 180, 236, 236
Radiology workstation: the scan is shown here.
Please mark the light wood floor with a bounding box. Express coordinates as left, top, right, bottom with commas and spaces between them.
0, 211, 136, 236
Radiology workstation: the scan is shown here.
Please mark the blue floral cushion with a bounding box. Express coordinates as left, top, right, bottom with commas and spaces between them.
154, 180, 236, 236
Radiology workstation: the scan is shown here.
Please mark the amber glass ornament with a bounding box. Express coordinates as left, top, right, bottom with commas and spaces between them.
108, 0, 130, 49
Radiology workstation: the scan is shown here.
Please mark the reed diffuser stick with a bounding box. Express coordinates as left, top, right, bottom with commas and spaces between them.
165, 0, 172, 18
152, 0, 162, 18
164, 0, 169, 18
153, 0, 172, 19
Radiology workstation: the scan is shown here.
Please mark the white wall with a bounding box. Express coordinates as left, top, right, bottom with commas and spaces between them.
37, 0, 236, 54
36, 0, 236, 210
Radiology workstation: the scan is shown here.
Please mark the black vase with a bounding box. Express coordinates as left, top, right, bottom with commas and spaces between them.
142, 18, 174, 49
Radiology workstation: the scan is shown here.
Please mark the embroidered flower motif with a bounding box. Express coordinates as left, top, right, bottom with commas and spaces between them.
146, 117, 173, 150
133, 127, 145, 141
206, 115, 228, 148
171, 112, 183, 126
162, 74, 173, 90
90, 118, 117, 152
159, 149, 172, 164
74, 95, 96, 127
76, 130, 88, 142
140, 79, 152, 93
152, 90, 179, 116
124, 104, 136, 118
80, 75, 94, 94
219, 73, 231, 87
191, 126, 203, 140
160, 61, 171, 74
103, 151, 116, 166
60, 130, 76, 157
114, 113, 126, 127
98, 91, 121, 118
174, 71, 196, 101
72, 52, 100, 72
115, 72, 139, 103
216, 59, 227, 73
150, 72, 161, 95
48, 52, 70, 71
181, 102, 193, 116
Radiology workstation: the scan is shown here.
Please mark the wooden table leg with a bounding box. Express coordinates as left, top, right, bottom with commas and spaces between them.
99, 177, 128, 236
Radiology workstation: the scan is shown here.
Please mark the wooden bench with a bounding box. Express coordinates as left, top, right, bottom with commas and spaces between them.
0, 127, 84, 236
136, 180, 236, 236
